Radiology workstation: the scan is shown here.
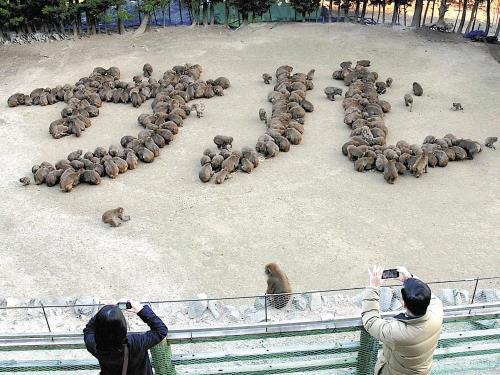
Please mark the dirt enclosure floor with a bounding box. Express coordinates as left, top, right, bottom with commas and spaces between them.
0, 23, 499, 301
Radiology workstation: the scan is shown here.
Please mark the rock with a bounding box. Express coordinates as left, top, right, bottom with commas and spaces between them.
309, 292, 322, 311
247, 309, 266, 323
74, 296, 99, 316
292, 295, 308, 311
440, 289, 456, 306
254, 297, 266, 310
208, 300, 221, 320
224, 305, 240, 323
187, 293, 208, 319
478, 289, 500, 303
380, 287, 394, 312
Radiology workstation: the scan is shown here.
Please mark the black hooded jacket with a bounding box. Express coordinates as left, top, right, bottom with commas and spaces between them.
84, 306, 168, 375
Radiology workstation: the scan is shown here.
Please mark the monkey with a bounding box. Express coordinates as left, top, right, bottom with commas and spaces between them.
137, 147, 155, 163
213, 135, 233, 149
112, 157, 129, 173
383, 159, 398, 184
262, 73, 272, 84
210, 154, 224, 171
67, 149, 83, 161
485, 137, 497, 150
324, 87, 343, 101
130, 91, 143, 107
203, 148, 217, 158
156, 129, 174, 144
59, 168, 81, 192
220, 148, 232, 159
274, 135, 291, 152
451, 102, 463, 111
356, 59, 371, 67
200, 155, 211, 166
80, 170, 101, 185
443, 133, 459, 146
434, 150, 449, 167
46, 169, 64, 187
221, 153, 240, 173
242, 147, 260, 168
102, 155, 119, 178
375, 154, 388, 172
451, 146, 468, 160
215, 168, 230, 184
190, 103, 205, 118
386, 77, 393, 87
395, 162, 407, 175
354, 157, 375, 172
143, 63, 153, 78
19, 177, 31, 186
94, 146, 108, 158
340, 61, 352, 69
301, 99, 314, 112
34, 167, 51, 185
214, 77, 230, 89
151, 133, 166, 148
199, 163, 214, 183
285, 128, 302, 145
264, 141, 280, 158
259, 108, 267, 122
145, 137, 160, 157
108, 145, 120, 157
347, 145, 367, 161
239, 158, 254, 173
375, 82, 387, 94
413, 82, 423, 96
265, 263, 292, 309
126, 151, 139, 170
457, 139, 481, 159
102, 207, 130, 227
404, 94, 413, 112
411, 151, 429, 177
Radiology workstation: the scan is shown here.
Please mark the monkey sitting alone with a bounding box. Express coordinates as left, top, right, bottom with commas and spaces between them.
102, 207, 130, 227
265, 263, 292, 309
404, 94, 413, 112
19, 177, 31, 186
262, 73, 272, 84
451, 102, 463, 111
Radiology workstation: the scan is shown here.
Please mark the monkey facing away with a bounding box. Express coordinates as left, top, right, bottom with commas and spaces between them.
102, 207, 131, 227
265, 263, 292, 309
404, 94, 413, 112
485, 137, 497, 150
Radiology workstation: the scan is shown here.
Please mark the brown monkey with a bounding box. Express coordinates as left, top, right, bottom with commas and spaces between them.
259, 108, 267, 122
262, 73, 272, 84
46, 169, 64, 187
485, 137, 497, 150
413, 82, 423, 96
411, 152, 429, 177
284, 128, 302, 145
221, 153, 240, 173
102, 155, 119, 178
80, 170, 101, 185
126, 151, 139, 170
199, 163, 214, 183
239, 158, 254, 173
242, 147, 260, 168
67, 149, 83, 161
265, 263, 292, 309
137, 147, 155, 163
213, 135, 233, 149
19, 177, 31, 186
404, 94, 413, 112
143, 63, 153, 78
211, 154, 224, 171
112, 157, 129, 173
59, 168, 81, 192
215, 168, 230, 184
200, 155, 211, 166
383, 159, 398, 184
102, 207, 130, 227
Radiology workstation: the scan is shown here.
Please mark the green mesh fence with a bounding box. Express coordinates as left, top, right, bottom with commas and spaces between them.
0, 309, 499, 374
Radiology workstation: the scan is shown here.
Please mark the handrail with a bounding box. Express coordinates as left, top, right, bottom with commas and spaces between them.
1, 301, 498, 344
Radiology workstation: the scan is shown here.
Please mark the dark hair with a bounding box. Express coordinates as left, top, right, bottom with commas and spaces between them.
401, 278, 432, 317
94, 305, 128, 351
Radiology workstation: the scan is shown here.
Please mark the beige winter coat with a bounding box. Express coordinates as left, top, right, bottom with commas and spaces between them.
362, 286, 443, 375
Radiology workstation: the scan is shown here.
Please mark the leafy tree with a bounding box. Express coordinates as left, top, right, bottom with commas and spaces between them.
230, 0, 274, 24
289, 0, 321, 21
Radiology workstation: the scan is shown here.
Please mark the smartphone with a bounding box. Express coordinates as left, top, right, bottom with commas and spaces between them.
382, 269, 399, 279
117, 302, 132, 310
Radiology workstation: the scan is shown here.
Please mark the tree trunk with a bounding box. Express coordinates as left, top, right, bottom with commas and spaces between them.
466, 0, 479, 33
344, 2, 349, 22
59, 19, 65, 34
457, 0, 468, 32
453, 0, 462, 31
485, 0, 491, 34
135, 11, 151, 34
391, 1, 400, 25
210, 2, 215, 25
329, 0, 333, 22
361, 0, 368, 21
117, 4, 125, 33
243, 12, 249, 25
377, 4, 381, 22
382, 3, 386, 23
436, 0, 448, 29
224, 1, 229, 27
403, 4, 407, 25
412, 0, 424, 27
423, 0, 430, 25
355, 0, 361, 22
430, 0, 436, 23
202, 1, 208, 26
337, 2, 341, 20
495, 15, 500, 36
371, 4, 375, 21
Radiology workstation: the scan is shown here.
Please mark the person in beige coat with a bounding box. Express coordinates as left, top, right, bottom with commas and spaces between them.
362, 266, 443, 375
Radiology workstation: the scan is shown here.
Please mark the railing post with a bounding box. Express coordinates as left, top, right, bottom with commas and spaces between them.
150, 339, 176, 375
356, 328, 380, 375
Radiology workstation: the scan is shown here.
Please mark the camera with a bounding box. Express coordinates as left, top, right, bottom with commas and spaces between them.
117, 301, 132, 310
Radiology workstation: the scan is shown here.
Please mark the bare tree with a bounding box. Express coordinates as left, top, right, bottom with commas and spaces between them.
465, 0, 480, 33
412, 0, 424, 26
436, 0, 449, 29
485, 0, 491, 33
457, 0, 468, 32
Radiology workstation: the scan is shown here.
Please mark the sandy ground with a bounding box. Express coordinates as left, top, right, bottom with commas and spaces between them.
0, 23, 499, 302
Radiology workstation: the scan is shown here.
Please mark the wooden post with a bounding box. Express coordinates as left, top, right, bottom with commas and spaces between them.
150, 339, 176, 375
356, 329, 379, 375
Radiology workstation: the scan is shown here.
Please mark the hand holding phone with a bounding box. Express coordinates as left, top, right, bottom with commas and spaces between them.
382, 269, 400, 279
117, 301, 132, 310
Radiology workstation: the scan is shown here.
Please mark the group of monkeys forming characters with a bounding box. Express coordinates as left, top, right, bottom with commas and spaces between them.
330, 60, 496, 184
197, 66, 315, 184
13, 64, 230, 191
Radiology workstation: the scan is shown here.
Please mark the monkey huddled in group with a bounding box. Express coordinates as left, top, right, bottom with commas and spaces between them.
102, 207, 130, 227
25, 64, 228, 193
333, 61, 487, 184
265, 263, 292, 309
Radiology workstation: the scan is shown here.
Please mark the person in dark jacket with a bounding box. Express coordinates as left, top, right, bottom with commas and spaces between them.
84, 300, 168, 375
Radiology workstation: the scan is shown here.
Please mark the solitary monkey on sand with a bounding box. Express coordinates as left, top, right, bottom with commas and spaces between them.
265, 263, 292, 309
102, 207, 131, 227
